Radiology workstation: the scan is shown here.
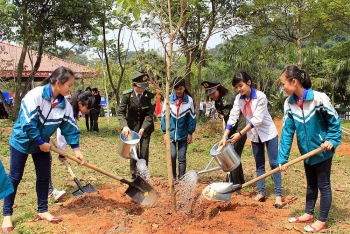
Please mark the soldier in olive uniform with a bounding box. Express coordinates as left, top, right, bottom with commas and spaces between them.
117, 73, 156, 179
201, 79, 247, 184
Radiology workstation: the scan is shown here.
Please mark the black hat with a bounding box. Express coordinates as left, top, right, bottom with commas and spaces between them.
201, 79, 220, 95
131, 72, 149, 88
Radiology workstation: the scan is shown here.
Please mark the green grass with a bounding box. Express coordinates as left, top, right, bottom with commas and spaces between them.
0, 117, 350, 233
341, 120, 350, 129
341, 120, 350, 142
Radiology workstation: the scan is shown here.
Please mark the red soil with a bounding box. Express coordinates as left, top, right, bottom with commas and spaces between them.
6, 118, 349, 233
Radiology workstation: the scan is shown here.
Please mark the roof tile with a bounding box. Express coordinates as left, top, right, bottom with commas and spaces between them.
0, 42, 98, 79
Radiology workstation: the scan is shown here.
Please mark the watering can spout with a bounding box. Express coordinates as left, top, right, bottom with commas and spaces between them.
197, 165, 222, 175
196, 142, 241, 175
130, 146, 139, 161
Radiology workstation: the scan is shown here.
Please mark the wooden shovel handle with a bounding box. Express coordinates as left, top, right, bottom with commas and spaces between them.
242, 147, 323, 189
63, 160, 77, 179
50, 145, 124, 182
49, 138, 76, 179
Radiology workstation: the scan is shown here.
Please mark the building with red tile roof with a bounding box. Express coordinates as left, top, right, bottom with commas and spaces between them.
0, 41, 98, 81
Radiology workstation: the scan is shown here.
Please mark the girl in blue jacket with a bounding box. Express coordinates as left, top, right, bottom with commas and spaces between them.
49, 90, 96, 201
278, 65, 342, 233
161, 77, 196, 180
2, 66, 85, 233
0, 161, 13, 200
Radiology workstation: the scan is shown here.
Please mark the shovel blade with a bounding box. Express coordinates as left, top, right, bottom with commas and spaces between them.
82, 183, 98, 193
202, 182, 242, 201
124, 176, 157, 205
72, 183, 98, 196
72, 189, 84, 196
210, 192, 233, 202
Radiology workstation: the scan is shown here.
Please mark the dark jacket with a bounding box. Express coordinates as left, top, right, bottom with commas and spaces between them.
117, 89, 155, 137
92, 93, 101, 109
215, 91, 245, 136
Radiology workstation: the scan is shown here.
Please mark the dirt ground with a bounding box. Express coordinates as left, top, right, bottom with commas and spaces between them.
25, 180, 300, 234
6, 118, 350, 233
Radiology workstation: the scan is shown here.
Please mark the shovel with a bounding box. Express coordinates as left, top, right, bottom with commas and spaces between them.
63, 160, 98, 196
49, 145, 157, 205
50, 138, 97, 196
202, 147, 323, 201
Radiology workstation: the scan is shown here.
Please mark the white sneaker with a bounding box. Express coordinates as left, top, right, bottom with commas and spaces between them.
51, 189, 66, 201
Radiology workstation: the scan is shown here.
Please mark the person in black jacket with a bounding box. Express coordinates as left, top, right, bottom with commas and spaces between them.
90, 88, 101, 132
117, 72, 155, 179
201, 79, 247, 185
84, 87, 92, 131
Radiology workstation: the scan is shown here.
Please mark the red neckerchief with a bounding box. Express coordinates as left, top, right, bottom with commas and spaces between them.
294, 88, 309, 109
296, 99, 303, 108
51, 102, 59, 108
50, 85, 63, 109
243, 98, 253, 118
175, 93, 186, 116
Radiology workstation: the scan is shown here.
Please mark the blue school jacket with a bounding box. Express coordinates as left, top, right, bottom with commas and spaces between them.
0, 160, 13, 199
9, 84, 80, 154
161, 93, 196, 141
278, 89, 342, 165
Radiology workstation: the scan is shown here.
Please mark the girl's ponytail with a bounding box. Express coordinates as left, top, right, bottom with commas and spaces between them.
41, 75, 52, 86
41, 66, 74, 86
300, 69, 312, 89
282, 65, 312, 89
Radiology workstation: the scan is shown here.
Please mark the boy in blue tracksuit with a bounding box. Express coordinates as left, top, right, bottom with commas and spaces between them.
161, 77, 196, 180
278, 65, 341, 233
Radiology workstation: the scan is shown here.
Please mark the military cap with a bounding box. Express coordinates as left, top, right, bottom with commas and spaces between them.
131, 72, 149, 88
201, 79, 221, 95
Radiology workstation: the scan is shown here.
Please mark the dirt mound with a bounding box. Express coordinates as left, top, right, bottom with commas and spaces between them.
10, 118, 350, 233
25, 178, 303, 233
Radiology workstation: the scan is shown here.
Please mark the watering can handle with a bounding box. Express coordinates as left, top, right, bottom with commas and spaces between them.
216, 144, 225, 152
127, 133, 133, 141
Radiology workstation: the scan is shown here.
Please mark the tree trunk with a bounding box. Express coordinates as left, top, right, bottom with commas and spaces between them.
165, 0, 177, 212
116, 24, 126, 107
297, 39, 302, 68
12, 4, 30, 120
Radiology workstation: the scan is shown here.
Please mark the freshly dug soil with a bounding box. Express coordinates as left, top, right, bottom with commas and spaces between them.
25, 179, 302, 234
11, 118, 350, 233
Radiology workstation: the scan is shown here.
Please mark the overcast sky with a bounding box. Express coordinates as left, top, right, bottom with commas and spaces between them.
123, 30, 225, 51
86, 28, 226, 55
57, 28, 229, 59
